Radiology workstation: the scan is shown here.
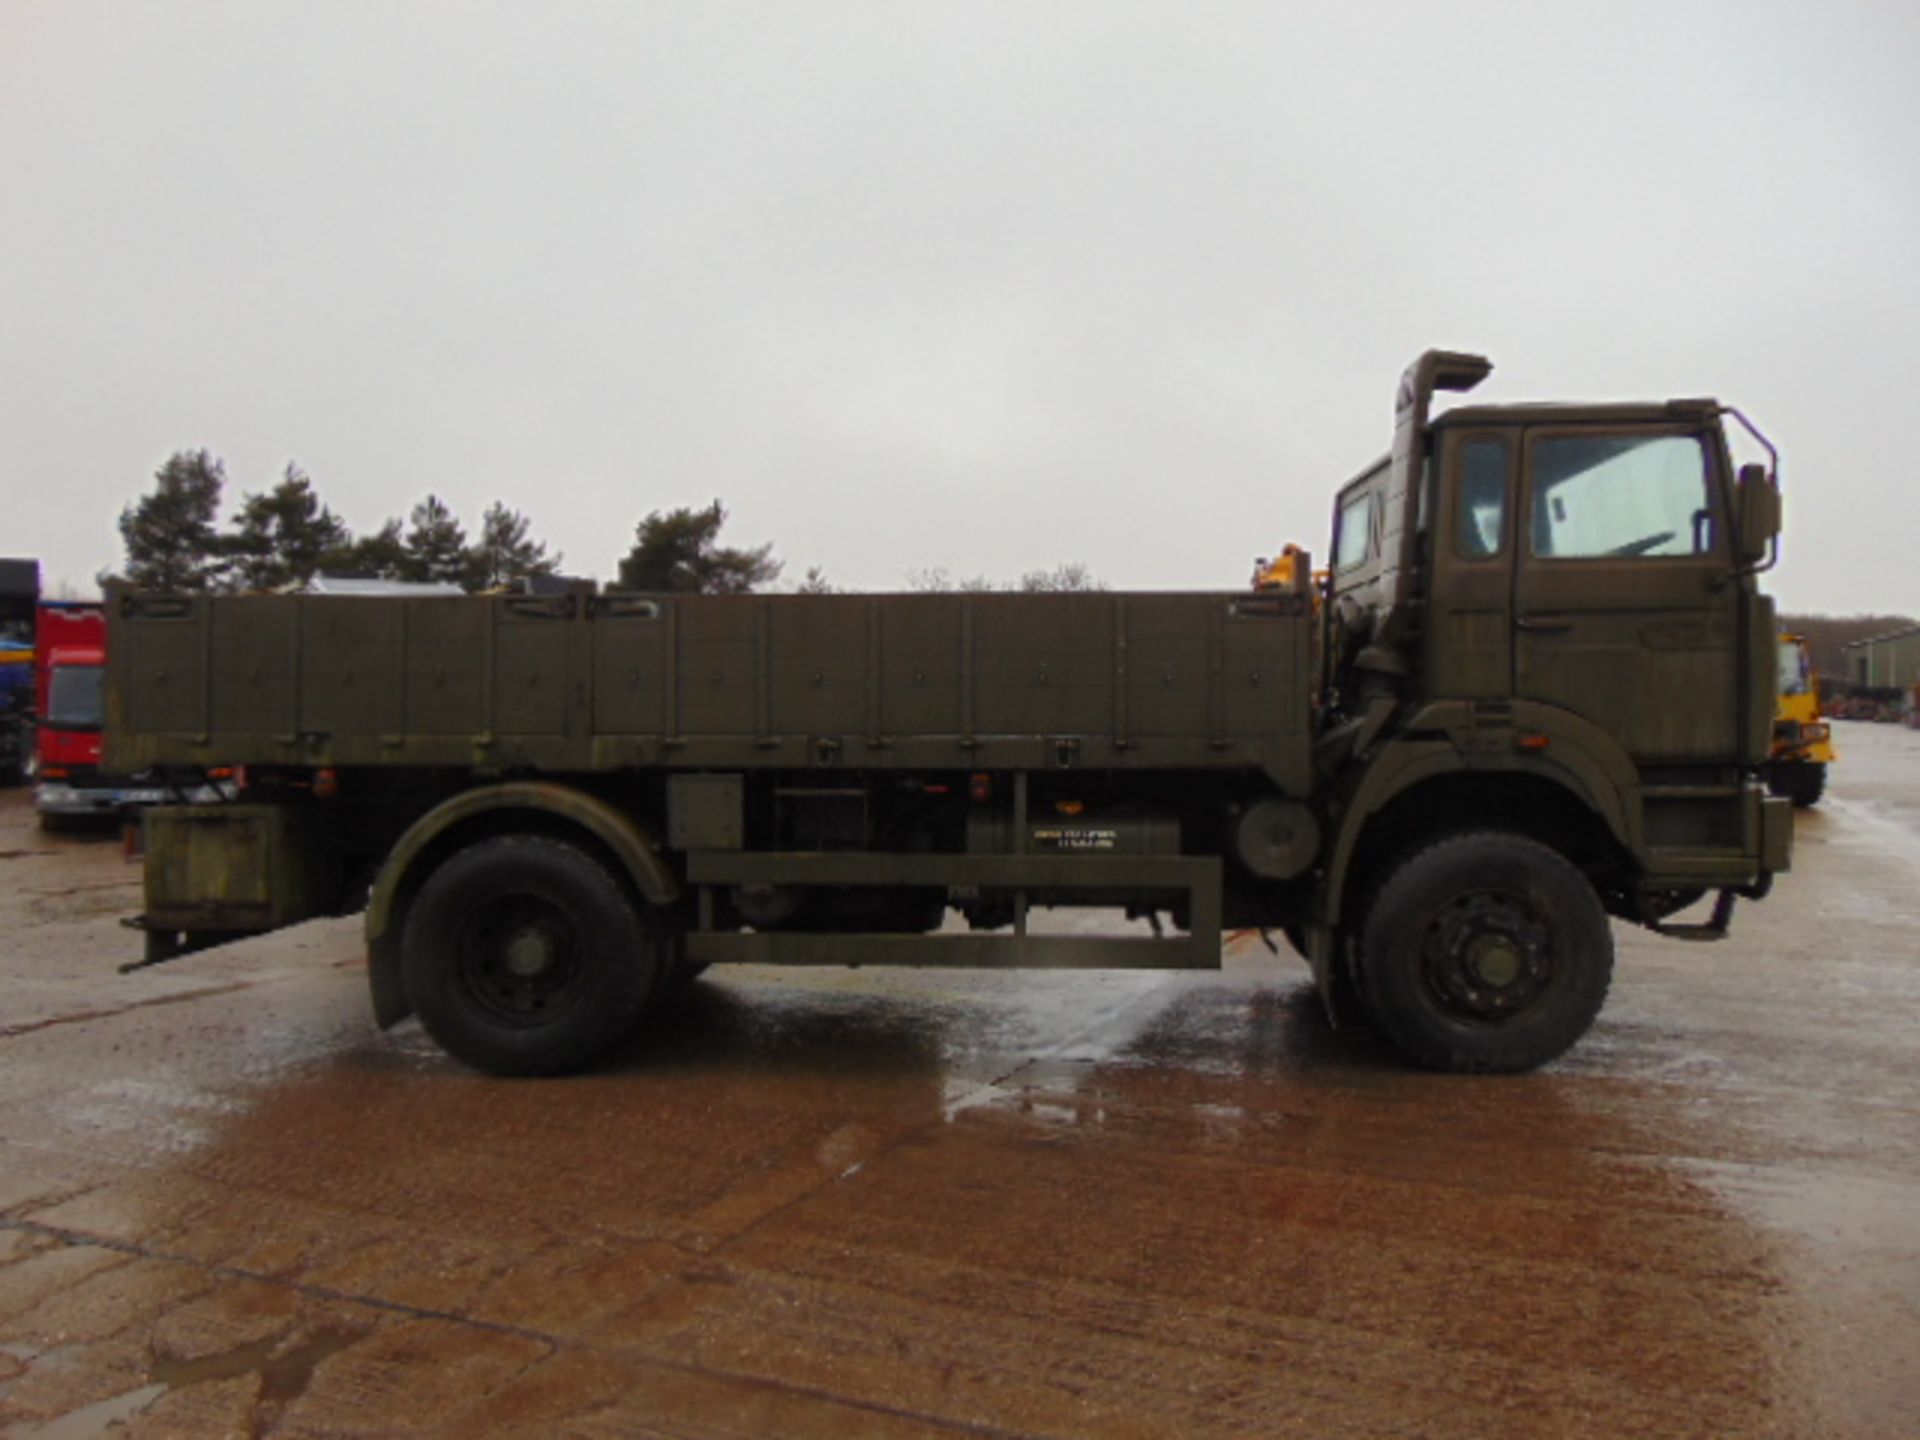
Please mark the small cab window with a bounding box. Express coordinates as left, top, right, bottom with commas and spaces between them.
48, 665, 104, 729
1530, 434, 1713, 559
1778, 640, 1811, 697
1455, 437, 1508, 558
1334, 491, 1373, 571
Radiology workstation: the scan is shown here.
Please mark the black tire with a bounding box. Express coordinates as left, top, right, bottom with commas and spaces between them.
1358, 832, 1612, 1073
666, 959, 712, 991
401, 835, 664, 1076
1765, 760, 1826, 809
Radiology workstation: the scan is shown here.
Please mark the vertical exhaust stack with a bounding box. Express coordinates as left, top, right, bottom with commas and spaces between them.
1378, 350, 1492, 661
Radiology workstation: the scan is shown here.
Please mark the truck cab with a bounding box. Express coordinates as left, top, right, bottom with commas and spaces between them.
36, 603, 114, 817
1314, 353, 1788, 985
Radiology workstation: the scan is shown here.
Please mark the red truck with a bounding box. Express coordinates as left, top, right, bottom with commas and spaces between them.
35, 602, 229, 823
35, 603, 120, 819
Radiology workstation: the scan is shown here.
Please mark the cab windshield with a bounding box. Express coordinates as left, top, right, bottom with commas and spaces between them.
47, 664, 104, 729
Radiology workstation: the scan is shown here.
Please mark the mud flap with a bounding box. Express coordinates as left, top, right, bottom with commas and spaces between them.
368, 928, 411, 1029
1308, 924, 1366, 1027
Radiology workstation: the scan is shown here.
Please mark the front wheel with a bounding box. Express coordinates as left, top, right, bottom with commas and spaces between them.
1358, 832, 1613, 1073
1766, 760, 1826, 808
402, 834, 666, 1076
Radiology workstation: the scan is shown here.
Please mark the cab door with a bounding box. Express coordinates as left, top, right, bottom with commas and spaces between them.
1512, 425, 1740, 764
1424, 427, 1518, 700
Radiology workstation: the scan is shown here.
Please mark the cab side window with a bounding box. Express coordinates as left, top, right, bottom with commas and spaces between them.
1530, 434, 1713, 559
1455, 437, 1508, 559
1334, 490, 1374, 571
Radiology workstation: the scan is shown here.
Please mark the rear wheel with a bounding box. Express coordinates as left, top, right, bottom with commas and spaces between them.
1358, 832, 1612, 1073
402, 835, 665, 1076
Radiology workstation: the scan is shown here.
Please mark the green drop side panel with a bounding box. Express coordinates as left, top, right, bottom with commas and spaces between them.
108, 590, 1312, 781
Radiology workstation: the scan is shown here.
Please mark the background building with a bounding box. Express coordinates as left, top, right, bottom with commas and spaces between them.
1845, 627, 1920, 690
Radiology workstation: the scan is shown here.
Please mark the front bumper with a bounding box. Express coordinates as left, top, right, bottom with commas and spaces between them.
1771, 719, 1836, 765
37, 780, 229, 817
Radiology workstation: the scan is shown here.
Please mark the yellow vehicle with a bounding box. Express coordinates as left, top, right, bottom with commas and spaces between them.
1251, 544, 1315, 594
1767, 634, 1834, 807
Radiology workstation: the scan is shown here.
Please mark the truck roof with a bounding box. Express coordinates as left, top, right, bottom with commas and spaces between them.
1434, 398, 1720, 428
1337, 398, 1728, 497
0, 558, 39, 603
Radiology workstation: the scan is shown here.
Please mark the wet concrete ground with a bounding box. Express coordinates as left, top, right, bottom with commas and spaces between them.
0, 725, 1916, 1438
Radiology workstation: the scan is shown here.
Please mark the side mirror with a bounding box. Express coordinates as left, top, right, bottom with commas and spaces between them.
1736, 461, 1780, 568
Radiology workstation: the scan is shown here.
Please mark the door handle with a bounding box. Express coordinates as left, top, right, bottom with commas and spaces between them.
1516, 615, 1574, 632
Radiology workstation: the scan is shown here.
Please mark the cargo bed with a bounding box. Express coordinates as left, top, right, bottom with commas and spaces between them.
107, 590, 1314, 790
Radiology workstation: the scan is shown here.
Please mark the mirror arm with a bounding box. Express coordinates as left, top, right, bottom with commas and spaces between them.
1719, 405, 1779, 479
1721, 405, 1781, 576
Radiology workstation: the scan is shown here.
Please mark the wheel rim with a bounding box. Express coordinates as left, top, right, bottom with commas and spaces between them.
1417, 890, 1556, 1024
454, 894, 584, 1027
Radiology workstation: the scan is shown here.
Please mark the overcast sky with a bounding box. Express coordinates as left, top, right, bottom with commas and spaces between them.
3, 1, 1914, 611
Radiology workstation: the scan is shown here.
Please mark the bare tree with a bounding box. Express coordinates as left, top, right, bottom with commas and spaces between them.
904, 566, 998, 593
1016, 562, 1104, 593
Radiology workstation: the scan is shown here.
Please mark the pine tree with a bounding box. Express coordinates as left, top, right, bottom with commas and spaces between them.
400, 495, 469, 585
115, 450, 227, 592
224, 464, 350, 591
322, 519, 408, 581
614, 501, 781, 594
464, 502, 561, 591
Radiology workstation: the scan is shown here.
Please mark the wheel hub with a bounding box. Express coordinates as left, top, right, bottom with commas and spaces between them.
456, 897, 581, 1026
1420, 891, 1553, 1022
1465, 933, 1524, 988
503, 925, 558, 979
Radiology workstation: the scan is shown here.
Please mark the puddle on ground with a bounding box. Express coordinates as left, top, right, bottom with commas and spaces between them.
0, 1339, 45, 1405
10, 1381, 168, 1440
8, 1326, 363, 1439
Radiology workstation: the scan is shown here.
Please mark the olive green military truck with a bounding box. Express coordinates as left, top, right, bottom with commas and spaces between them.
107, 351, 1792, 1076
